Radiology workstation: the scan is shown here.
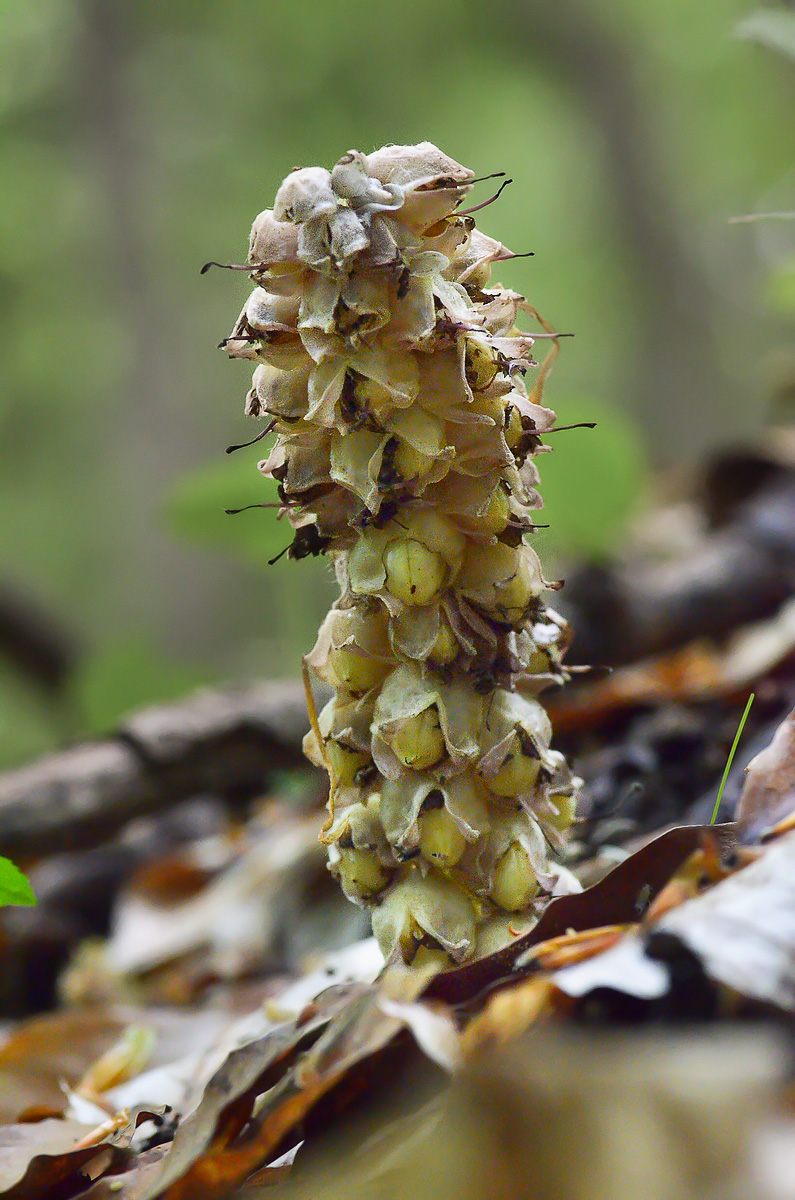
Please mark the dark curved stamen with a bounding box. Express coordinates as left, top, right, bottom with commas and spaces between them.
218, 331, 261, 349
224, 503, 282, 515
201, 260, 256, 275
457, 178, 513, 216
268, 545, 291, 565
225, 420, 276, 453
545, 422, 597, 434
469, 172, 507, 185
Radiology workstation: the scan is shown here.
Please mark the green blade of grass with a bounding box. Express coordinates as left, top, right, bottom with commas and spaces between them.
710, 693, 755, 825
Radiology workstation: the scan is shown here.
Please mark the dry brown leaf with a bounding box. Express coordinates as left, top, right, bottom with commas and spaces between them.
137, 964, 435, 1200
518, 924, 632, 972
550, 601, 795, 734
426, 824, 720, 1005
0, 1121, 96, 1195
460, 977, 555, 1057
548, 826, 795, 1014
73, 1146, 172, 1200
0, 1008, 230, 1124
737, 707, 795, 842
0, 1108, 163, 1200
658, 827, 795, 1010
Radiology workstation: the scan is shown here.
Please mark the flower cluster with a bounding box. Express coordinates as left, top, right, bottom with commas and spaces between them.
223, 142, 581, 967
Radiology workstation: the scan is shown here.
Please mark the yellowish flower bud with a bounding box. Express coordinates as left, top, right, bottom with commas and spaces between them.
480, 484, 511, 534
495, 564, 536, 623
370, 892, 424, 960
418, 807, 466, 867
464, 336, 498, 391
352, 375, 397, 422
459, 543, 540, 623
400, 510, 466, 568
469, 393, 505, 425
337, 848, 390, 900
491, 841, 539, 911
383, 538, 447, 605
371, 867, 476, 961
393, 439, 435, 481
390, 408, 446, 463
427, 617, 459, 667
388, 705, 445, 770
325, 739, 370, 787
487, 752, 541, 797
327, 645, 390, 694
457, 542, 511, 590
412, 945, 452, 972
548, 792, 577, 832
504, 403, 524, 449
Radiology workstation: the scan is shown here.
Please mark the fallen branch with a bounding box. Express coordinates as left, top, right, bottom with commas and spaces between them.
560, 468, 795, 667
0, 681, 327, 862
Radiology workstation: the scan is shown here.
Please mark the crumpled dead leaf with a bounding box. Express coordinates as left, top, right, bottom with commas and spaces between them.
425, 823, 722, 1004
550, 599, 795, 735
0, 1121, 97, 1195
128, 984, 358, 1200
135, 962, 439, 1200
0, 1107, 164, 1200
657, 827, 795, 1010
0, 1008, 229, 1124
737, 706, 795, 842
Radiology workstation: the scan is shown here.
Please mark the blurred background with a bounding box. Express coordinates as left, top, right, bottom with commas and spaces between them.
1, 0, 793, 769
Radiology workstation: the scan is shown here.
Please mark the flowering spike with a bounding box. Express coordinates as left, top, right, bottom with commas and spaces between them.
220, 142, 582, 966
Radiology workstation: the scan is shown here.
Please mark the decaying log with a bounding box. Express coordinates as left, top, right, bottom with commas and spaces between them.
0, 681, 326, 861
560, 467, 795, 668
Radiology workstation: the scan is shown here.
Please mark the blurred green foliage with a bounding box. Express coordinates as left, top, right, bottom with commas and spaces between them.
736, 8, 795, 60
68, 638, 208, 733
537, 401, 648, 561
166, 453, 284, 567
0, 0, 792, 767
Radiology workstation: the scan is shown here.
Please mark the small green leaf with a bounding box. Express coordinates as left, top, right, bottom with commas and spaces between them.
735, 10, 795, 62
0, 857, 37, 907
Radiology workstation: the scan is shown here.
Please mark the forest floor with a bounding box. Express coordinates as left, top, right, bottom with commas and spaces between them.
2, 435, 795, 1200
